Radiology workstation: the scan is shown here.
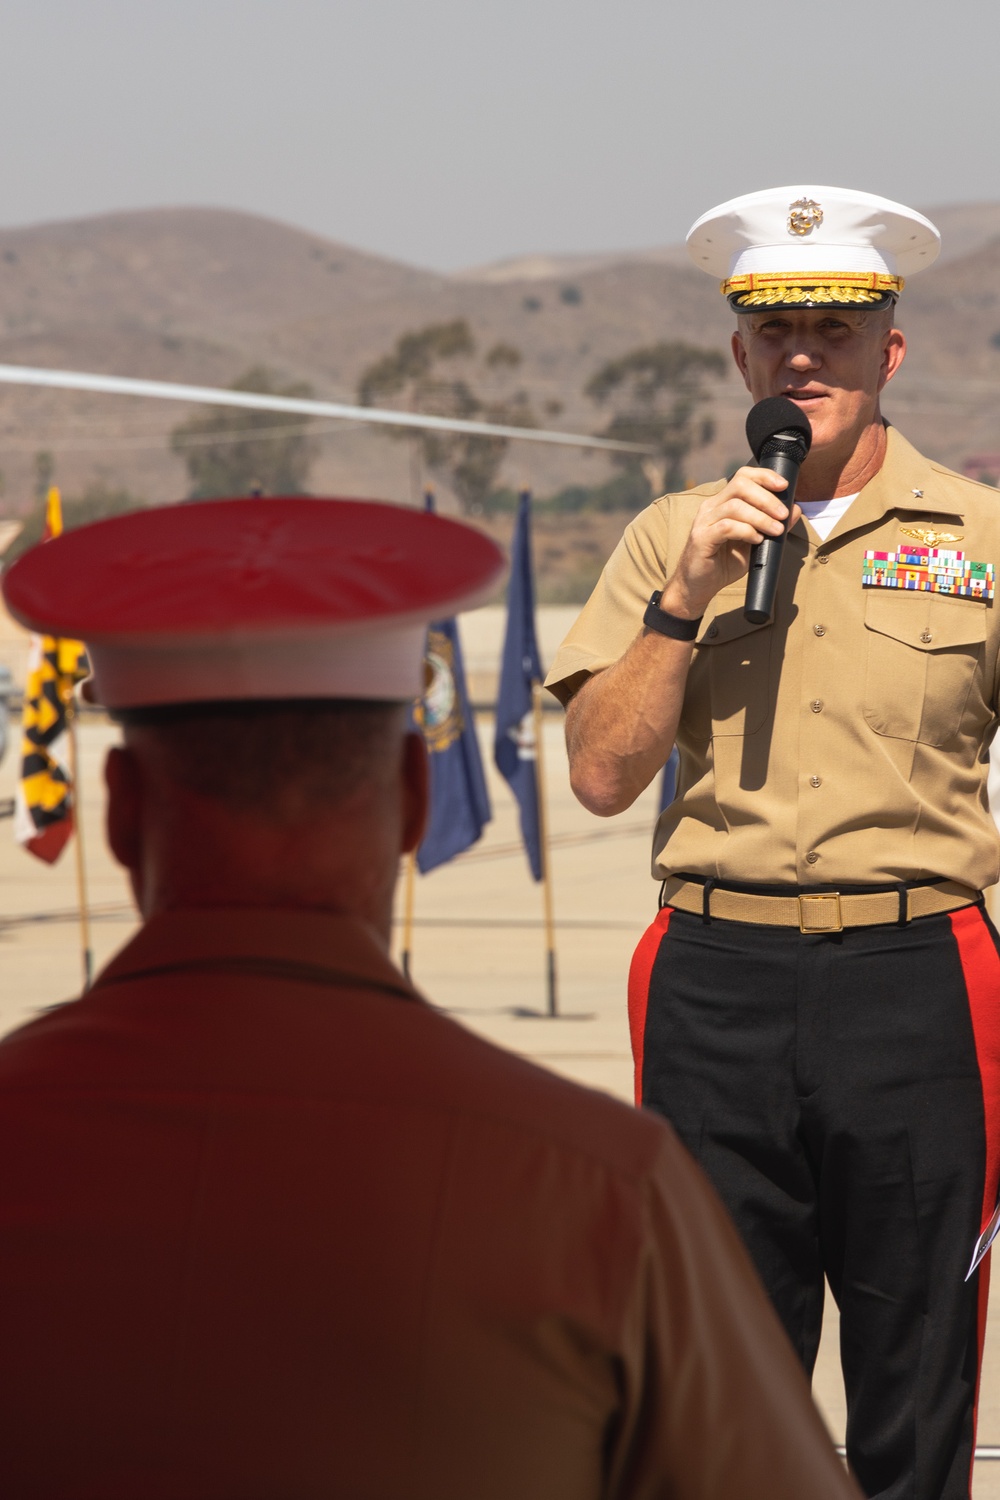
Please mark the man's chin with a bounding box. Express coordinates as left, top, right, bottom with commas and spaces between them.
788, 402, 864, 451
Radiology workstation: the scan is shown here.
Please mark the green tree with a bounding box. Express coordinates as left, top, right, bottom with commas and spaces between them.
171, 366, 317, 499
357, 322, 536, 514
33, 450, 54, 503
585, 342, 727, 496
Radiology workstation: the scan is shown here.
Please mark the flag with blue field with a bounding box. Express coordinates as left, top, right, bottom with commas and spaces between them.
414, 614, 491, 873
658, 745, 679, 815
494, 491, 543, 881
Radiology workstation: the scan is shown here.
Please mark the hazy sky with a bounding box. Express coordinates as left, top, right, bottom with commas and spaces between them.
1, 0, 996, 271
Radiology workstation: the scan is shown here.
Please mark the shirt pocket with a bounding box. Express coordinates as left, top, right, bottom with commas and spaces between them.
863, 591, 987, 745
694, 589, 773, 737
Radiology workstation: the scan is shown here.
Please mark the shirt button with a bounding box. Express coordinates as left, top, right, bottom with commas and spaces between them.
805, 851, 820, 864
920, 629, 933, 643
810, 775, 822, 788
816, 554, 830, 565
810, 699, 823, 713
813, 624, 827, 637
706, 623, 719, 639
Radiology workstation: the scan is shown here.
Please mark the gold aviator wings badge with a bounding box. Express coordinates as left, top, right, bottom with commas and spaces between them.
900, 525, 964, 547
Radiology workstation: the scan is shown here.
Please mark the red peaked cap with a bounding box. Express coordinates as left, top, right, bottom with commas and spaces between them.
2, 497, 507, 708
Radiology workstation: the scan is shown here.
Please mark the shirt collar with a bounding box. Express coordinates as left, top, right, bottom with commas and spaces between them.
93, 907, 417, 1001
790, 424, 964, 548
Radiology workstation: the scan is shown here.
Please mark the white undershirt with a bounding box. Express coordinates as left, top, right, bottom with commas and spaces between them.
797, 493, 858, 541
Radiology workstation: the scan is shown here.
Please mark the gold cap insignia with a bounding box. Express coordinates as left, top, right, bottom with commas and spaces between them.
787, 198, 824, 236
901, 525, 963, 546
722, 270, 902, 307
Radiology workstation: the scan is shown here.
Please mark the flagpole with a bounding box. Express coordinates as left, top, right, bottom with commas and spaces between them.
401, 850, 417, 981
532, 680, 558, 1017
66, 701, 93, 991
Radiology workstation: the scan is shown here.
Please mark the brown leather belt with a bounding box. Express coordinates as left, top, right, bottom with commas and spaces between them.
660, 876, 979, 933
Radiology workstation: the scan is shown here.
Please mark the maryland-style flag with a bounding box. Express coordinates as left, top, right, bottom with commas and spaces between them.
14, 490, 90, 864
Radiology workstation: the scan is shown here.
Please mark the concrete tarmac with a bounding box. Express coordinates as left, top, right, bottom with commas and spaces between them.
2, 714, 1000, 1491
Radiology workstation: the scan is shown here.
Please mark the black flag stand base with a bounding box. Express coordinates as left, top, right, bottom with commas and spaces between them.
532, 681, 560, 1018
523, 682, 590, 1021
546, 948, 557, 1018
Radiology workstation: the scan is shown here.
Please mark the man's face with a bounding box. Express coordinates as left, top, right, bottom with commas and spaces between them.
732, 307, 906, 461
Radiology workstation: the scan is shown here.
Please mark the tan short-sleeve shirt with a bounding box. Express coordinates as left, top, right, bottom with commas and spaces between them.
546, 426, 1000, 888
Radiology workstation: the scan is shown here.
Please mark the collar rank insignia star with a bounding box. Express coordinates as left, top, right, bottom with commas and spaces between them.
900, 525, 963, 546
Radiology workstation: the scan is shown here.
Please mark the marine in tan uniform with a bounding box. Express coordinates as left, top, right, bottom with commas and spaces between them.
0, 498, 858, 1499
547, 186, 1000, 1500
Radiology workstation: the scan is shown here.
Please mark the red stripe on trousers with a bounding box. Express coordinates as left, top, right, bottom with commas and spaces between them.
949, 903, 1000, 1490
627, 907, 672, 1105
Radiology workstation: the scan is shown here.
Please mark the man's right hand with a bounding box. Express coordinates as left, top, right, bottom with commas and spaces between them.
563, 467, 800, 816
658, 467, 799, 620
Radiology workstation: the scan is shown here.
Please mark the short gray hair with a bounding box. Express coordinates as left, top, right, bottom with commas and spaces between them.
118, 699, 407, 819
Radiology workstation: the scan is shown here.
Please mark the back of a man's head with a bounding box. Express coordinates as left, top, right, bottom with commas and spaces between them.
106, 697, 424, 932
118, 698, 406, 824
0, 496, 504, 933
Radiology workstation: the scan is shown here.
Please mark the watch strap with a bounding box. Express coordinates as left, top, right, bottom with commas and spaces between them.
643, 591, 702, 641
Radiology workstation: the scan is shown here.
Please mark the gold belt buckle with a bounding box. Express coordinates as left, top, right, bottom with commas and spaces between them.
798, 892, 844, 933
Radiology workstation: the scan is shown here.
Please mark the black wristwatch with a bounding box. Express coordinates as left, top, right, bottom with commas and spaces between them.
643, 590, 702, 641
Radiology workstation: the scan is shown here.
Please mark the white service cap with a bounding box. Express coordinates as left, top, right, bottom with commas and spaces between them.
686, 185, 940, 308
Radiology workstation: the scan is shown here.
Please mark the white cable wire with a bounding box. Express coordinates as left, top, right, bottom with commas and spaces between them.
0, 363, 653, 455
0, 418, 365, 454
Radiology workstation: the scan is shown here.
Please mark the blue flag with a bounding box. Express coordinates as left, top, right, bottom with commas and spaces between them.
495, 491, 543, 881
414, 614, 491, 874
658, 746, 680, 815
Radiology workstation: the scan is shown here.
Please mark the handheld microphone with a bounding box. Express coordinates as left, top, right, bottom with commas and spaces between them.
743, 397, 812, 625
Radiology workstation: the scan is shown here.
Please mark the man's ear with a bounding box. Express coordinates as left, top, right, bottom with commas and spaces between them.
400, 731, 429, 855
731, 328, 751, 391
878, 325, 906, 391
104, 745, 143, 875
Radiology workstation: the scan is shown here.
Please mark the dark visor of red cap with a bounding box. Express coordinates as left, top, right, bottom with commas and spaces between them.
3, 497, 506, 639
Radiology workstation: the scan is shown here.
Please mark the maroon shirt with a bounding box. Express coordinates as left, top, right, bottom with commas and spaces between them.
0, 907, 856, 1499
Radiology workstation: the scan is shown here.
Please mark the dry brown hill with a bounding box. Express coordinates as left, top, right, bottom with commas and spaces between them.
0, 201, 997, 598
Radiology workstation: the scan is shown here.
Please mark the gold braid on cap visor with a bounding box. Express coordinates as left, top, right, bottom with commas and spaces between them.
723, 271, 904, 307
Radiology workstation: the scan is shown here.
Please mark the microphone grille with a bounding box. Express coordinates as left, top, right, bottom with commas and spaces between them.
746, 396, 813, 463
759, 432, 809, 465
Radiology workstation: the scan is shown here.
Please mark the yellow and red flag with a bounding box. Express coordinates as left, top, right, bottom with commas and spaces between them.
14, 489, 89, 863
